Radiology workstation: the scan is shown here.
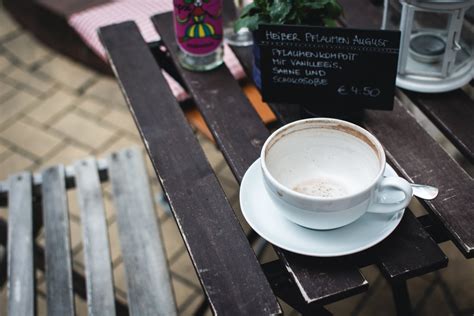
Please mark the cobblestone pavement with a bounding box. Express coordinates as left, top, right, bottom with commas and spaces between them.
0, 6, 473, 316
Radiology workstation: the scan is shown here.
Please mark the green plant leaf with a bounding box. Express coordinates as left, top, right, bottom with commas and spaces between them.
300, 0, 330, 10
269, 0, 292, 23
324, 1, 343, 18
235, 14, 265, 32
254, 0, 268, 10
235, 0, 342, 29
323, 17, 338, 27
239, 2, 258, 18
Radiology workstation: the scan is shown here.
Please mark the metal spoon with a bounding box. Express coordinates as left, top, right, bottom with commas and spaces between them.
411, 183, 439, 200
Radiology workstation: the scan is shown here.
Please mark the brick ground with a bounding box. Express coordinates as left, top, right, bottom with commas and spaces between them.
0, 6, 473, 316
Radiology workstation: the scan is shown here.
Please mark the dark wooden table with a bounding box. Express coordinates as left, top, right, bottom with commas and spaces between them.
98, 1, 473, 314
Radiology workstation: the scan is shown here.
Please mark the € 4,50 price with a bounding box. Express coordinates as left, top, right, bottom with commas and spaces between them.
337, 85, 381, 98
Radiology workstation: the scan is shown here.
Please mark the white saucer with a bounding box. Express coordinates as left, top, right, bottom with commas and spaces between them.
240, 159, 406, 257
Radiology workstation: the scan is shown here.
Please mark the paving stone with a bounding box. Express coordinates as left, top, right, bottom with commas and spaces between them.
3, 33, 51, 66
36, 229, 45, 248
0, 90, 37, 125
36, 274, 47, 295
6, 66, 55, 94
437, 242, 474, 311
69, 218, 83, 251
198, 133, 224, 170
84, 77, 126, 108
37, 56, 95, 90
1, 120, 62, 157
161, 217, 186, 261
36, 295, 47, 315
66, 189, 82, 221
144, 152, 160, 182
0, 55, 12, 72
0, 142, 8, 157
0, 281, 6, 316
415, 285, 452, 316
73, 247, 86, 270
102, 108, 139, 135
0, 79, 15, 100
27, 90, 78, 124
75, 294, 88, 316
102, 193, 118, 221
355, 277, 396, 316
113, 261, 128, 294
97, 134, 141, 156
171, 276, 197, 311
76, 97, 110, 116
150, 182, 169, 221
278, 299, 298, 316
0, 10, 19, 39
258, 243, 278, 264
41, 143, 90, 167
0, 152, 34, 179
180, 293, 206, 316
327, 294, 366, 316
407, 272, 437, 312
170, 251, 201, 288
51, 111, 116, 150
108, 220, 122, 263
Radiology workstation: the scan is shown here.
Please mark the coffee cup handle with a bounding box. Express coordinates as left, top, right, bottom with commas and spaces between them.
367, 177, 413, 214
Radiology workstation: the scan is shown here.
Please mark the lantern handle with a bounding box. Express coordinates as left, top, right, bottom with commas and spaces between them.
453, 39, 462, 51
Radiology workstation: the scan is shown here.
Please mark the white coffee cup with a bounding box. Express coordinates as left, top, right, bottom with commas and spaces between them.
260, 118, 412, 230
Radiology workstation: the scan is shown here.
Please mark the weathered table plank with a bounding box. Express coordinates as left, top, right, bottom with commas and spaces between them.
41, 165, 76, 316
107, 149, 177, 316
7, 172, 35, 316
99, 22, 281, 315
153, 13, 369, 305
403, 90, 474, 163
368, 210, 447, 280
74, 158, 116, 316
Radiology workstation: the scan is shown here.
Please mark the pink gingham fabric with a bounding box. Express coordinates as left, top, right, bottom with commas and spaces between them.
69, 0, 246, 101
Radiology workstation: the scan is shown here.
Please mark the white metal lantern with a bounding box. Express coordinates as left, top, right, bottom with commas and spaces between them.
383, 0, 474, 93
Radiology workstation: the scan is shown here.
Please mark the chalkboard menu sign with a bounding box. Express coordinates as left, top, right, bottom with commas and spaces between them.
255, 24, 400, 110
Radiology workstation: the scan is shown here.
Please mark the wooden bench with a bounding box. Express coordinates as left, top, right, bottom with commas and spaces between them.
0, 148, 177, 315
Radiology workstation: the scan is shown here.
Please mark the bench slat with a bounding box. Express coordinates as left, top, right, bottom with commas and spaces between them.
74, 158, 116, 315
107, 148, 177, 316
41, 165, 75, 316
153, 13, 369, 305
7, 172, 34, 316
99, 22, 281, 315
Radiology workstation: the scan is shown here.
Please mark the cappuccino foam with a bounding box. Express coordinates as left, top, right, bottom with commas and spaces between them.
293, 177, 349, 198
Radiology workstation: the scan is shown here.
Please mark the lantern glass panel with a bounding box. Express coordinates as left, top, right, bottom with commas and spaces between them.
406, 10, 451, 77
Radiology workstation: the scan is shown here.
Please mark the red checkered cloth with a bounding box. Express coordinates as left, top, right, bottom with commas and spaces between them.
69, 0, 246, 101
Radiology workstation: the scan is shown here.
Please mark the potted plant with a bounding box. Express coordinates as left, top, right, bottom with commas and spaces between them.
235, 0, 343, 88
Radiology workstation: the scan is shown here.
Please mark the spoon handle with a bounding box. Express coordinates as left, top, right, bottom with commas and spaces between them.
411, 183, 439, 200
